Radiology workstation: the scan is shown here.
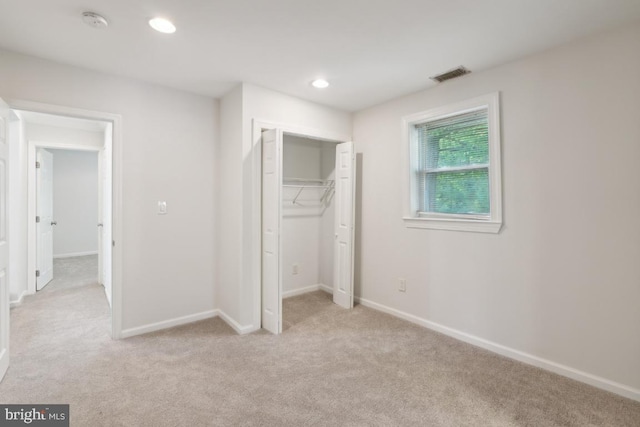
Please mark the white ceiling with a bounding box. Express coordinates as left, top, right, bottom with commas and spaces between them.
1, 0, 639, 112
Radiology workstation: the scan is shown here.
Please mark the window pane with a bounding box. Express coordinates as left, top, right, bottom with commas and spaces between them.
425, 168, 490, 215
418, 109, 489, 169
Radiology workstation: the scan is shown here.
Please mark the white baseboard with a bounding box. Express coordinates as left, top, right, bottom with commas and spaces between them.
118, 309, 259, 338
318, 284, 333, 294
53, 251, 98, 259
216, 310, 259, 335
10, 290, 29, 307
120, 309, 218, 339
356, 296, 640, 402
221, 284, 329, 334
282, 284, 322, 299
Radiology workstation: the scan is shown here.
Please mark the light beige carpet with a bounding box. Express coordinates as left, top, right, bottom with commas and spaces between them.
1, 287, 639, 426
40, 254, 99, 293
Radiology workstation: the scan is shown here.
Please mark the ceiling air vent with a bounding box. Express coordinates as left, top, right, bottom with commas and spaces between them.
430, 66, 471, 83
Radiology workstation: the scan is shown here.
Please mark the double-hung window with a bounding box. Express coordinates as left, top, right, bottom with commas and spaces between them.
402, 93, 502, 233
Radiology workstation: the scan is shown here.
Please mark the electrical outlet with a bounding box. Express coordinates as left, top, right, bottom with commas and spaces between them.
398, 278, 407, 292
292, 264, 299, 275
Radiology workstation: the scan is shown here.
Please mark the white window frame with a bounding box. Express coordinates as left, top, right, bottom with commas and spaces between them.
401, 92, 502, 233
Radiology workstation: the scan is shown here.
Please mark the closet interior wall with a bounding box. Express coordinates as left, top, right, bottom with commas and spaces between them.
282, 135, 337, 297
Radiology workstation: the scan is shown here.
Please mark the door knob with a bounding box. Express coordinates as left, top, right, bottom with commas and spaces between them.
97, 223, 103, 227
51, 221, 57, 226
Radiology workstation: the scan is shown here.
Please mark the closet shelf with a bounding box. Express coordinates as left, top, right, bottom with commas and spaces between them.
283, 177, 335, 205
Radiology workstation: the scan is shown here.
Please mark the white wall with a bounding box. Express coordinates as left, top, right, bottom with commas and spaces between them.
48, 149, 99, 258
0, 49, 218, 331
283, 136, 322, 179
215, 85, 243, 327
216, 83, 352, 330
352, 23, 640, 395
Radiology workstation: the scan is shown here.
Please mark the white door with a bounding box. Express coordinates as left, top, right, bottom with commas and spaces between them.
36, 148, 54, 290
333, 142, 356, 309
0, 97, 10, 381
261, 128, 282, 334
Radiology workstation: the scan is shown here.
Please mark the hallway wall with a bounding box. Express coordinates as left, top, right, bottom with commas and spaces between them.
0, 48, 218, 333
48, 149, 99, 258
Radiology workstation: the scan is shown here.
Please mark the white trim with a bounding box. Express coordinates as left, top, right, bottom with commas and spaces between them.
251, 119, 351, 331
9, 99, 123, 340
402, 217, 502, 233
318, 283, 333, 294
401, 92, 502, 233
355, 296, 640, 402
9, 290, 29, 308
217, 310, 259, 335
120, 310, 218, 339
53, 250, 98, 259
282, 284, 322, 299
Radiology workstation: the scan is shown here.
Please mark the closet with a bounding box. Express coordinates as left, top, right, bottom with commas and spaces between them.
261, 129, 355, 334
282, 135, 336, 300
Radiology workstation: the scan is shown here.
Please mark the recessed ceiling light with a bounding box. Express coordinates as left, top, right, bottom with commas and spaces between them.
311, 79, 329, 89
149, 17, 176, 34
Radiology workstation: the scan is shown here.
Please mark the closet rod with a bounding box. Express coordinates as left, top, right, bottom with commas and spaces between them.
283, 177, 327, 182
283, 184, 333, 189
284, 179, 335, 205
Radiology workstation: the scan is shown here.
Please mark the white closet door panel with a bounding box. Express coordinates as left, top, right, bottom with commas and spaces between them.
261, 129, 283, 334
333, 141, 355, 309
0, 97, 10, 382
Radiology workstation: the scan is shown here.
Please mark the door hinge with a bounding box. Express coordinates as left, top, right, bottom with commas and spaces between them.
35, 216, 40, 223
112, 240, 115, 247
35, 270, 40, 277
35, 161, 41, 169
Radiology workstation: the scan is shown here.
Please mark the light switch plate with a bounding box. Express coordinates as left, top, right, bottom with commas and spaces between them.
158, 201, 167, 215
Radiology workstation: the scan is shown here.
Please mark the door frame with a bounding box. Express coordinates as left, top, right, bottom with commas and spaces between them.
251, 119, 351, 331
34, 147, 55, 290
10, 99, 123, 339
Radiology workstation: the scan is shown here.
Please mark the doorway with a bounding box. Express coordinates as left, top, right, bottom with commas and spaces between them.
6, 100, 122, 339
21, 112, 112, 307
35, 147, 101, 297
260, 127, 355, 334
1, 98, 122, 384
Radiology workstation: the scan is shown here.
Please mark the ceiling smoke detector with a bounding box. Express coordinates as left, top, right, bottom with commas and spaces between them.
82, 12, 109, 29
430, 66, 471, 83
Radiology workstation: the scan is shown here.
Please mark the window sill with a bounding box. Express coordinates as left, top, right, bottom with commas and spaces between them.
402, 216, 502, 234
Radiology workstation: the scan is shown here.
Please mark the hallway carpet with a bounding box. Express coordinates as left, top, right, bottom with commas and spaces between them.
41, 254, 99, 293
1, 289, 639, 426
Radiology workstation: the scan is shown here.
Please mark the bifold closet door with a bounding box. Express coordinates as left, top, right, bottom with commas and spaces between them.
0, 97, 10, 382
333, 141, 355, 309
261, 128, 283, 334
